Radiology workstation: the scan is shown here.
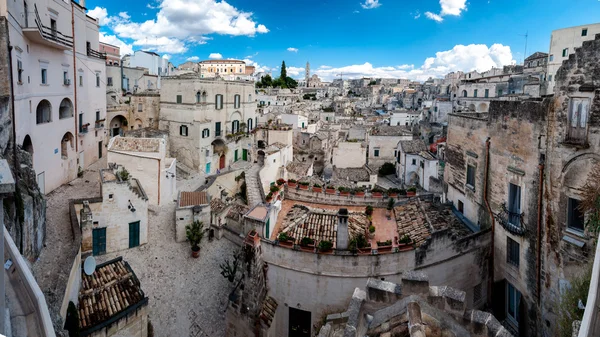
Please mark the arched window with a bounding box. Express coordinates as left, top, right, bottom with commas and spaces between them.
234, 94, 240, 108
232, 120, 240, 133
36, 100, 52, 124
61, 132, 74, 159
180, 125, 188, 136
248, 94, 252, 102
202, 128, 210, 138
215, 94, 223, 109
462, 90, 467, 97
196, 92, 201, 103
247, 118, 253, 131
59, 98, 73, 119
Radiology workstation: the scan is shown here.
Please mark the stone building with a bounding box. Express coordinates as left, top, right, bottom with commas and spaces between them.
367, 125, 413, 170
75, 164, 149, 256
158, 75, 257, 174
397, 140, 439, 191
175, 191, 210, 242
332, 141, 366, 169
99, 42, 121, 66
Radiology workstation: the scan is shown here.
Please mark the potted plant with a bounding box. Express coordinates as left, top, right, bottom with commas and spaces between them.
312, 184, 322, 193
278, 232, 294, 248
300, 237, 315, 252
266, 192, 273, 202
386, 198, 395, 218
326, 185, 336, 194
354, 234, 371, 254
299, 181, 310, 190
186, 220, 205, 258
372, 187, 384, 198
368, 225, 376, 239
277, 178, 286, 186
398, 234, 414, 251
247, 230, 260, 245
365, 205, 374, 216
355, 187, 366, 197
288, 179, 297, 188
318, 240, 334, 253
377, 240, 393, 254
407, 187, 417, 197
399, 189, 407, 196
270, 185, 280, 193
339, 186, 350, 197
388, 188, 400, 198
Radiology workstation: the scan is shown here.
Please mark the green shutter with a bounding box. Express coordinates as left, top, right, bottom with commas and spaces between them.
93, 228, 106, 255
129, 221, 140, 248
234, 149, 238, 162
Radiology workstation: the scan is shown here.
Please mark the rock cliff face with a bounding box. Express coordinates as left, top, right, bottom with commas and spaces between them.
0, 17, 46, 260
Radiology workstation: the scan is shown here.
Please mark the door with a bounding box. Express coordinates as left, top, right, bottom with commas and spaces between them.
242, 149, 248, 161
112, 127, 120, 137
129, 221, 140, 248
92, 228, 106, 255
36, 172, 45, 194
79, 152, 85, 170
205, 163, 211, 174
98, 141, 103, 159
234, 149, 238, 162
289, 307, 311, 337
219, 155, 225, 169
265, 218, 270, 239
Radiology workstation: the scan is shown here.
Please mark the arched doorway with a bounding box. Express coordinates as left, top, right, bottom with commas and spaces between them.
109, 115, 128, 136
61, 132, 74, 159
36, 100, 52, 124
212, 138, 227, 170
219, 154, 226, 170
22, 135, 33, 155
258, 150, 265, 166
478, 103, 489, 112
468, 104, 476, 112
59, 98, 73, 119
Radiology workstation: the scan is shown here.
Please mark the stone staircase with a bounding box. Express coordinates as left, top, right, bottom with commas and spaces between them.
244, 164, 264, 207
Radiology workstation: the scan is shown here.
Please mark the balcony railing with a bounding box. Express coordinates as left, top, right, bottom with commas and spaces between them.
24, 5, 73, 49
79, 124, 89, 135
95, 120, 105, 129
496, 202, 526, 235
87, 47, 107, 60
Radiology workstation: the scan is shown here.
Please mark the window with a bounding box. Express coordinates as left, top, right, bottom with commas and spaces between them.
215, 122, 221, 137
567, 198, 585, 232
17, 60, 23, 83
79, 75, 83, 87
562, 48, 568, 57
507, 237, 520, 267
466, 165, 475, 189
412, 158, 416, 165
234, 94, 241, 108
462, 90, 467, 97
549, 54, 554, 62
137, 103, 142, 112
106, 76, 112, 86
582, 28, 588, 37
458, 200, 464, 214
548, 75, 553, 82
232, 120, 240, 133
566, 97, 590, 144
506, 282, 521, 326
59, 98, 73, 119
95, 72, 101, 87
374, 148, 380, 157
36, 100, 51, 124
41, 68, 47, 84
95, 110, 100, 122
176, 95, 182, 104
180, 125, 188, 136
50, 19, 57, 37
498, 89, 503, 96
215, 94, 223, 109
484, 89, 489, 98
473, 89, 478, 98
202, 128, 210, 138
508, 183, 521, 227
196, 92, 201, 103
24, 2, 28, 27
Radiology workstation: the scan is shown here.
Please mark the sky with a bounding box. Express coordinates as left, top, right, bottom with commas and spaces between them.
87, 0, 600, 81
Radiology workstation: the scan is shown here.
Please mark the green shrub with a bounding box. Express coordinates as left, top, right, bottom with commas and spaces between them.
365, 205, 374, 215
377, 240, 392, 246
118, 168, 130, 181
270, 185, 280, 193
408, 187, 417, 192
378, 162, 395, 176
278, 232, 291, 242
313, 184, 321, 188
369, 225, 376, 233
354, 234, 368, 248
300, 237, 315, 246
338, 186, 346, 192
318, 240, 333, 251
399, 234, 412, 244
288, 179, 297, 183
557, 265, 592, 337
387, 198, 395, 210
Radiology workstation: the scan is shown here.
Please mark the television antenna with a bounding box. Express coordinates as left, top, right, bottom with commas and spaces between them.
83, 256, 97, 276
519, 31, 529, 65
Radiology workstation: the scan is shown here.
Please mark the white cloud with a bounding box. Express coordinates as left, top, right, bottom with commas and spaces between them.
413, 10, 421, 19
353, 10, 360, 14
209, 53, 223, 59
87, 7, 111, 25
312, 43, 515, 82
287, 47, 298, 53
425, 12, 443, 22
93, 0, 268, 56
186, 56, 200, 61
243, 58, 269, 74
425, 0, 467, 22
286, 67, 305, 77
162, 54, 171, 60
99, 32, 133, 55
360, 0, 381, 9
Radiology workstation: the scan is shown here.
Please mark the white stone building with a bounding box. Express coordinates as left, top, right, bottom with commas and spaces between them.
122, 50, 172, 77
389, 110, 421, 127
198, 59, 247, 78
367, 126, 413, 169
280, 113, 308, 129
158, 75, 257, 174
6, 0, 106, 193
107, 136, 177, 206
175, 191, 210, 243
332, 141, 366, 168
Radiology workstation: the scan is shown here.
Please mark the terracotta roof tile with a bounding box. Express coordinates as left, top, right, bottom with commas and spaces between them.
179, 191, 209, 207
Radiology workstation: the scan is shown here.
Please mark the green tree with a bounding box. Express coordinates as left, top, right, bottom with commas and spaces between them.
280, 61, 287, 81
285, 77, 298, 89
261, 74, 273, 87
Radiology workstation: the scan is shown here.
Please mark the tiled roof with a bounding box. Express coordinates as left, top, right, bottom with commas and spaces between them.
246, 205, 269, 221
286, 161, 312, 176
78, 258, 145, 331
370, 125, 413, 136
422, 201, 471, 238
226, 203, 249, 221
179, 191, 209, 207
394, 200, 432, 247
399, 140, 427, 154
210, 198, 227, 213
333, 167, 370, 182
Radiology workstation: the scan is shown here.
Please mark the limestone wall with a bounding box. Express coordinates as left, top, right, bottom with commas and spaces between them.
332, 142, 366, 169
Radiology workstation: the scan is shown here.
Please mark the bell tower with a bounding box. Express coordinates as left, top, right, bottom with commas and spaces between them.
305, 62, 310, 87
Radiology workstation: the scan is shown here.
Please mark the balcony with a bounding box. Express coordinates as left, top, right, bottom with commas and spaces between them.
22, 5, 73, 50
79, 124, 89, 136
496, 202, 526, 236
95, 119, 105, 129
87, 47, 107, 60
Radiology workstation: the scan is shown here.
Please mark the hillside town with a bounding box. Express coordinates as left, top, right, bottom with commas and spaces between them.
0, 1, 599, 337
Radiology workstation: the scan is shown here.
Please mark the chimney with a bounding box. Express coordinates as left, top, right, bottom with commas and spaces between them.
336, 208, 349, 250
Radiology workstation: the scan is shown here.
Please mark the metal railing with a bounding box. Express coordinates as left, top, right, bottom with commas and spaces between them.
496, 202, 526, 235
87, 47, 107, 60
26, 5, 73, 48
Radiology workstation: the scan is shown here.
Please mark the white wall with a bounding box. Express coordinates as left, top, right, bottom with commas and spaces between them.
332, 142, 366, 168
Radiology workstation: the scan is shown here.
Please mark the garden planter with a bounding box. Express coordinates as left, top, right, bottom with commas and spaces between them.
372, 192, 383, 198
300, 244, 315, 253
319, 249, 333, 254
313, 187, 323, 193
407, 191, 416, 197
369, 232, 375, 239
299, 185, 309, 190
288, 182, 297, 188
340, 191, 350, 197
279, 240, 294, 248
191, 246, 200, 258
355, 192, 365, 197
388, 193, 398, 198
326, 188, 336, 194
377, 245, 393, 254
358, 246, 372, 255
266, 197, 273, 202
398, 243, 414, 252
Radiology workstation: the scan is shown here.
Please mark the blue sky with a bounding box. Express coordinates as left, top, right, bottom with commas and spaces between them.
87, 0, 600, 81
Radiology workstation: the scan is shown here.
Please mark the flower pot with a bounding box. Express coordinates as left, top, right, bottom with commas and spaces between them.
369, 232, 375, 239
191, 246, 200, 258
279, 240, 294, 248
288, 182, 297, 188
300, 244, 315, 253
388, 193, 398, 198
372, 192, 383, 198
398, 243, 414, 252
356, 192, 365, 197
326, 188, 336, 194
313, 187, 322, 193
358, 245, 372, 255
300, 185, 309, 190
407, 191, 416, 197
340, 191, 350, 197
377, 245, 392, 254
319, 248, 333, 254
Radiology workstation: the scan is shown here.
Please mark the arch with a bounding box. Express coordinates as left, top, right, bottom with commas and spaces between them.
231, 120, 240, 133
109, 115, 128, 137
202, 91, 207, 103
478, 103, 489, 112
59, 98, 73, 119
36, 99, 52, 124
22, 135, 33, 155
462, 90, 467, 97
61, 132, 74, 159
257, 150, 265, 166
135, 118, 143, 129
258, 140, 266, 149
468, 104, 476, 112
196, 91, 201, 103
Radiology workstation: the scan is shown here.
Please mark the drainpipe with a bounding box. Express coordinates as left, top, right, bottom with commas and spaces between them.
483, 137, 495, 304
536, 162, 544, 303
71, 3, 78, 152
157, 159, 161, 205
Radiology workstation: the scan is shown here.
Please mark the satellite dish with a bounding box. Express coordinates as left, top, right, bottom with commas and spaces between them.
83, 256, 97, 276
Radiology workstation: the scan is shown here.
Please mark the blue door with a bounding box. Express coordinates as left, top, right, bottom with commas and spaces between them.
205, 163, 211, 174
92, 228, 106, 255
129, 221, 140, 248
